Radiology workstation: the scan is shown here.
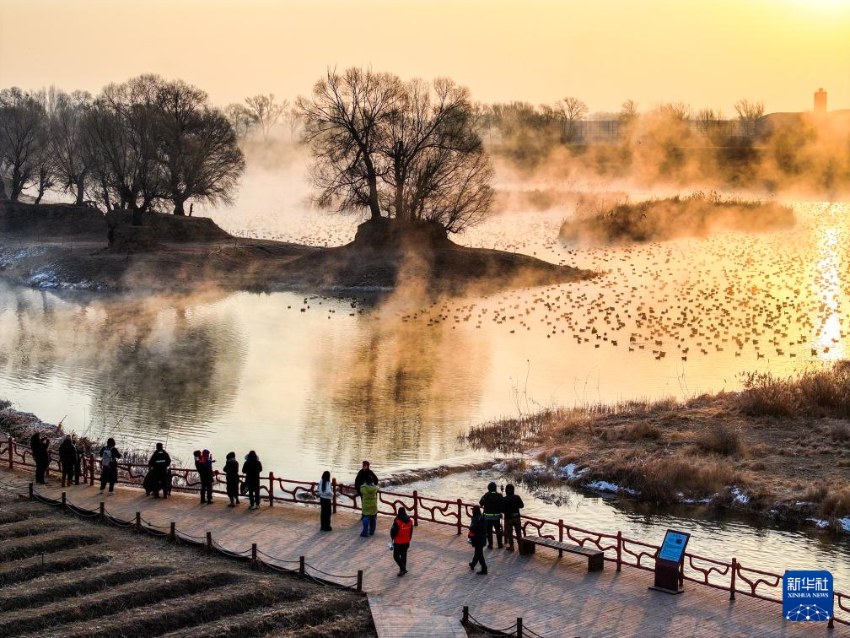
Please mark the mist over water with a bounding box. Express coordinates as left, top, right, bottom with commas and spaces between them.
2, 198, 848, 481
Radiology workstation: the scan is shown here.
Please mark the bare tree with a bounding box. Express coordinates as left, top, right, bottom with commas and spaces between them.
155, 80, 244, 215
50, 90, 93, 205
297, 68, 405, 220
734, 99, 765, 138
555, 96, 588, 142
298, 68, 493, 234
380, 78, 493, 232
224, 103, 256, 139
244, 94, 286, 140
658, 102, 692, 121
0, 88, 49, 201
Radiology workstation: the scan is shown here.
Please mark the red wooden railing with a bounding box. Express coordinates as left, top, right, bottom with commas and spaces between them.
1, 433, 846, 626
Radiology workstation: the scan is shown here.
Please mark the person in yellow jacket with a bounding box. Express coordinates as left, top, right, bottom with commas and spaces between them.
360, 481, 378, 537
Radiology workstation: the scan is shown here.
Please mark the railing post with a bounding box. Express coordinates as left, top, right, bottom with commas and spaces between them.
135, 512, 141, 531
169, 522, 176, 541
412, 490, 419, 526
8, 436, 13, 470
89, 455, 95, 486
462, 606, 469, 626
730, 557, 737, 601
331, 477, 338, 514
456, 499, 463, 535
516, 617, 523, 637
28, 482, 33, 499
61, 491, 66, 507
251, 543, 258, 567
616, 531, 622, 572
829, 596, 835, 628
206, 531, 213, 552
356, 569, 363, 592
99, 501, 105, 521
299, 555, 305, 576
558, 519, 564, 558
268, 471, 274, 507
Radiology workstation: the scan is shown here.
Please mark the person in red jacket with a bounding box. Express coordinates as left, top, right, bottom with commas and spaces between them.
390, 506, 414, 577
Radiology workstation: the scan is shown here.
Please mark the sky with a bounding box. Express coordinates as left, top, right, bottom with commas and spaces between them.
1, 0, 849, 115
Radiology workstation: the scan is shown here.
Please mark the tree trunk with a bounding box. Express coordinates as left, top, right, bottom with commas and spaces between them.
172, 197, 186, 216
75, 179, 85, 206
362, 154, 381, 220
0, 176, 7, 201
35, 188, 44, 205
129, 201, 143, 226
10, 168, 23, 202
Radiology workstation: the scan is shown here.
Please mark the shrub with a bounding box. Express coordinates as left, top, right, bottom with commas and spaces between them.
820, 486, 850, 519
695, 423, 745, 456
621, 421, 662, 441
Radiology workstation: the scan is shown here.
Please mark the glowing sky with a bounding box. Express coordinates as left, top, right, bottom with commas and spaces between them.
1, 0, 848, 114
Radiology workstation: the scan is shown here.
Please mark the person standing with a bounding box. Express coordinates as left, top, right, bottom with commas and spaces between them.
479, 482, 504, 549
360, 481, 378, 537
30, 431, 49, 485
468, 506, 488, 575
354, 461, 378, 495
98, 438, 121, 495
502, 484, 525, 551
224, 452, 240, 507
390, 506, 413, 576
317, 470, 333, 531
147, 443, 171, 498
194, 449, 215, 504
58, 436, 77, 488
242, 450, 262, 510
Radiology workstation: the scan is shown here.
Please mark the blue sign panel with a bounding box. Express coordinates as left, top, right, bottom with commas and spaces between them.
783, 570, 833, 622
658, 530, 689, 564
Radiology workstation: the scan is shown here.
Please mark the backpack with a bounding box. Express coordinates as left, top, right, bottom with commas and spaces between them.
101, 448, 112, 468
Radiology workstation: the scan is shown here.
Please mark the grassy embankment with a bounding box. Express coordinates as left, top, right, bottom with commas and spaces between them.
0, 494, 375, 637
466, 361, 850, 524
559, 191, 795, 244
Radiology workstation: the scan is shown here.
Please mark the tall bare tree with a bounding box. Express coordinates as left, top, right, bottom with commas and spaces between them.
555, 96, 588, 142
224, 103, 256, 139
50, 90, 93, 205
298, 68, 494, 233
0, 88, 49, 201
155, 80, 244, 215
244, 94, 286, 140
297, 68, 405, 220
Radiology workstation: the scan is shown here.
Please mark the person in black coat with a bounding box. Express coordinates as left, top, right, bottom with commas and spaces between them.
242, 450, 262, 510
479, 482, 504, 549
468, 506, 488, 575
194, 449, 214, 504
147, 443, 171, 498
502, 483, 525, 551
30, 431, 49, 485
58, 436, 77, 488
98, 438, 121, 495
224, 452, 240, 507
354, 461, 378, 495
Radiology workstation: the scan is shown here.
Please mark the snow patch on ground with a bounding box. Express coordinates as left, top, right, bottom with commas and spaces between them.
559, 462, 589, 480
840, 517, 850, 533
806, 518, 830, 529
586, 480, 640, 496
731, 486, 750, 505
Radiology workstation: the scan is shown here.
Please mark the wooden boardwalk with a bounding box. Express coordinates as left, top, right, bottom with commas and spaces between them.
0, 468, 831, 638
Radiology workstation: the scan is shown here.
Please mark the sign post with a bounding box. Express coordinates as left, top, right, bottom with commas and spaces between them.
649, 529, 690, 595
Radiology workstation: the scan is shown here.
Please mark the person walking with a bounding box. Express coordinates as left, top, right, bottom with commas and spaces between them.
98, 438, 121, 495
360, 481, 378, 537
479, 482, 504, 549
194, 449, 215, 504
502, 483, 525, 551
58, 436, 77, 488
354, 461, 378, 495
317, 470, 333, 531
73, 440, 84, 485
242, 450, 263, 510
147, 443, 171, 498
30, 431, 49, 485
224, 452, 240, 507
468, 506, 488, 575
390, 506, 413, 576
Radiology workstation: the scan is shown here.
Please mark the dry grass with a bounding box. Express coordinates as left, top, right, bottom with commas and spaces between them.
738, 361, 850, 418
694, 423, 745, 456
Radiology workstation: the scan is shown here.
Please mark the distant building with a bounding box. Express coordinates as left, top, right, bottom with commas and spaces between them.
814, 88, 827, 113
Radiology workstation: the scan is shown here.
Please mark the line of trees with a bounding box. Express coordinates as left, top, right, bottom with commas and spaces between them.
0, 76, 245, 225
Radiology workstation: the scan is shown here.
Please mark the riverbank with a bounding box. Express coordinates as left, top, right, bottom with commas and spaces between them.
0, 202, 595, 295
465, 362, 850, 532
